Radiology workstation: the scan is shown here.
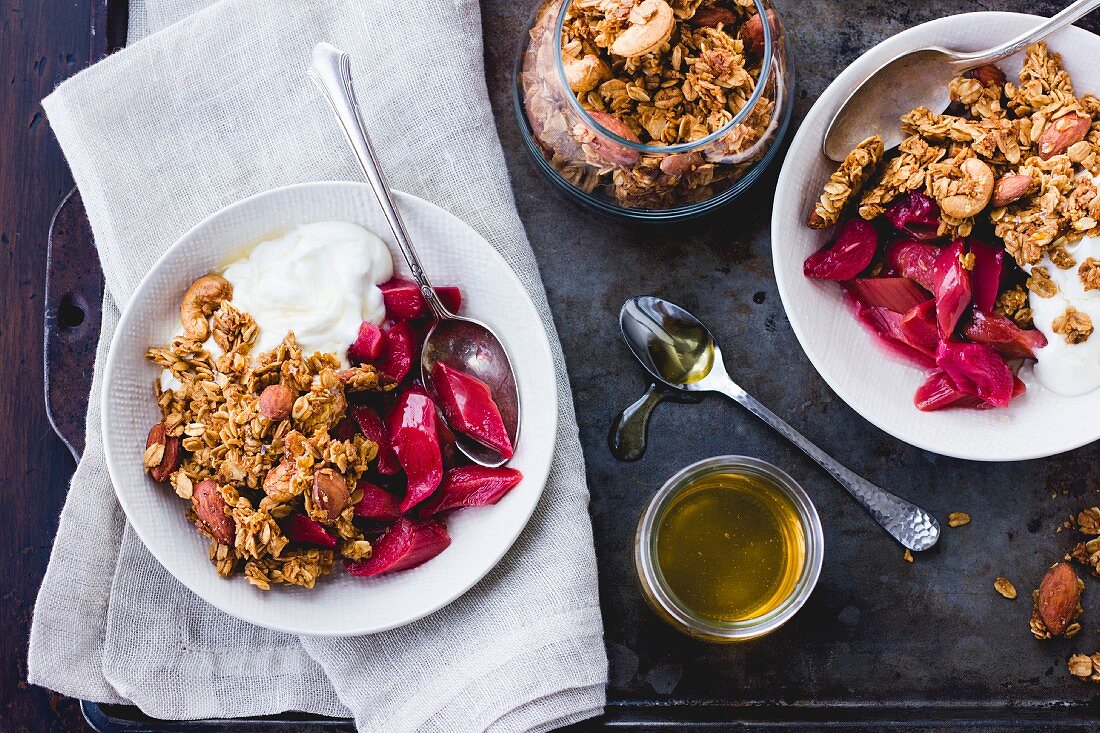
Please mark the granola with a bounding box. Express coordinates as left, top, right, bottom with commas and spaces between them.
145, 278, 397, 590
520, 0, 783, 209
1068, 652, 1100, 682
807, 135, 884, 229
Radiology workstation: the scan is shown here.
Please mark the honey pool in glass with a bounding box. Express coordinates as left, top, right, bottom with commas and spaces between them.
635, 456, 823, 641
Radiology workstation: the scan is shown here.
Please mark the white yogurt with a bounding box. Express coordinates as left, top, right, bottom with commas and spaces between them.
1029, 230, 1100, 397
160, 221, 393, 391
221, 221, 393, 361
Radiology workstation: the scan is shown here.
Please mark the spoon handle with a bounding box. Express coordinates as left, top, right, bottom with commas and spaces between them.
712, 379, 940, 551
952, 0, 1100, 67
308, 43, 451, 320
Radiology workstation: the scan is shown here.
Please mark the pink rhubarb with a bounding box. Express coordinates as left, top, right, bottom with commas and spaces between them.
430, 362, 514, 459
420, 466, 524, 516
344, 517, 451, 577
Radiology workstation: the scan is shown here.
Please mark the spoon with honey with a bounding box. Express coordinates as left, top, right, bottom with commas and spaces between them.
619, 295, 940, 552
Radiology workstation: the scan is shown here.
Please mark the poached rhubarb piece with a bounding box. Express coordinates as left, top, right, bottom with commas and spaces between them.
379, 320, 418, 382
884, 192, 942, 241
353, 480, 402, 522
350, 405, 401, 475
842, 277, 929, 314
963, 309, 1047, 360
379, 278, 462, 321
887, 240, 941, 291
899, 300, 939, 357
430, 362, 514, 459
935, 340, 1015, 407
420, 466, 524, 516
804, 219, 878, 280
386, 388, 444, 512
282, 513, 338, 549
915, 370, 1026, 411
348, 322, 386, 363
853, 300, 936, 369
968, 239, 1005, 313
344, 517, 451, 577
931, 240, 972, 338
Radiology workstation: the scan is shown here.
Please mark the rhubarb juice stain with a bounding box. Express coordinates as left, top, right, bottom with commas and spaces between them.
654, 471, 805, 622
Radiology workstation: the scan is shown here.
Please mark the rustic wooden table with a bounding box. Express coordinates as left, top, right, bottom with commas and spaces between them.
7, 1, 1100, 732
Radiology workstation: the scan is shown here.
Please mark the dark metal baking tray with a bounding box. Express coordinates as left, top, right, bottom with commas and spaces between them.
43, 0, 1100, 730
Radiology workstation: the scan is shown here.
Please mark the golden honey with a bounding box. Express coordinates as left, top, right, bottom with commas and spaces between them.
654, 471, 806, 623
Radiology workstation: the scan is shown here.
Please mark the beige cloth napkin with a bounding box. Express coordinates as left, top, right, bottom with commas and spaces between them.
27, 0, 607, 730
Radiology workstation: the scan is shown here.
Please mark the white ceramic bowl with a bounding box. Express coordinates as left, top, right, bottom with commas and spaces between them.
102, 182, 558, 635
772, 12, 1100, 462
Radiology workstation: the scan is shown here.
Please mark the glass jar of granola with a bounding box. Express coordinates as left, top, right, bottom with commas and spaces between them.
516, 0, 791, 220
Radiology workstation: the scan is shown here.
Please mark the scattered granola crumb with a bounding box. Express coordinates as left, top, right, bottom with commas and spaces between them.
1077, 507, 1100, 535
1079, 258, 1100, 292
1053, 306, 1094, 344
1027, 266, 1058, 298
994, 577, 1018, 599
903, 548, 914, 563
947, 512, 971, 527
1068, 652, 1100, 682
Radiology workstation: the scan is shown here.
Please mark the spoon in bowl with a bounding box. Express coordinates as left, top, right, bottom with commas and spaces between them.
308, 42, 519, 467
823, 0, 1100, 162
620, 295, 940, 551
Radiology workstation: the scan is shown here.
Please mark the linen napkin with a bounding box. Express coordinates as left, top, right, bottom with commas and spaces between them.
27, 0, 608, 730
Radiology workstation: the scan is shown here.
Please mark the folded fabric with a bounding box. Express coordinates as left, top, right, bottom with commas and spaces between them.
27, 0, 607, 730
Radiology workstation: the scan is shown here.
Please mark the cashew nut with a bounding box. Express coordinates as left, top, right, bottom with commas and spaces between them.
939, 158, 995, 219
180, 274, 233, 341
610, 0, 674, 58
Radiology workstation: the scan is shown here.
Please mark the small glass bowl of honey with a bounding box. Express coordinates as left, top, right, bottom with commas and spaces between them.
635, 456, 823, 642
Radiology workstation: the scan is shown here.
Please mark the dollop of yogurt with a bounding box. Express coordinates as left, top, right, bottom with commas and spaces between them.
223, 221, 393, 361
1029, 228, 1100, 397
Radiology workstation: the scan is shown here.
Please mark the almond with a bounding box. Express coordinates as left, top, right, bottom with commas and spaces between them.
312, 468, 350, 523
258, 384, 294, 421
587, 111, 641, 166
991, 174, 1032, 208
193, 479, 234, 544
1038, 113, 1091, 160
1037, 562, 1082, 636
262, 459, 295, 500
964, 63, 1006, 88
739, 12, 765, 60
144, 423, 180, 483
688, 6, 737, 28
659, 151, 702, 177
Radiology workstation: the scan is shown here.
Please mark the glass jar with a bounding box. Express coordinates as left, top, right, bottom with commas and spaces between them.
635, 456, 823, 642
515, 0, 792, 220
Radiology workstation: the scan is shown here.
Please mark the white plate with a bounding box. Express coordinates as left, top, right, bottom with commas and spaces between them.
102, 182, 558, 635
772, 12, 1100, 462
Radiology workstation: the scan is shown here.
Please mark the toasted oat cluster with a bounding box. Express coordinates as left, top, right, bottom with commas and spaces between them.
142, 274, 395, 590
521, 0, 778, 209
814, 42, 1100, 266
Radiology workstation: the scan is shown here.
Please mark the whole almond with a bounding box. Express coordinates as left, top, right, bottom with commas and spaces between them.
739, 12, 765, 60
145, 423, 180, 483
659, 151, 702, 177
262, 459, 296, 501
1037, 562, 1081, 636
312, 468, 350, 523
688, 6, 736, 28
258, 384, 294, 421
1038, 113, 1091, 160
991, 174, 1032, 208
587, 111, 641, 166
964, 63, 1006, 88
193, 479, 235, 544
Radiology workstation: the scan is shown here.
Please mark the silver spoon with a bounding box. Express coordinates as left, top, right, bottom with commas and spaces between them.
308, 42, 519, 468
824, 0, 1100, 162
620, 296, 940, 551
